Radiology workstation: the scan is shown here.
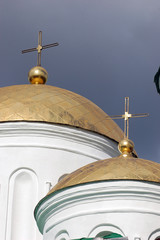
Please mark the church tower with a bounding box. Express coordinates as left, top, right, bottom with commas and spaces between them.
0, 32, 124, 240
35, 137, 160, 240
34, 98, 160, 240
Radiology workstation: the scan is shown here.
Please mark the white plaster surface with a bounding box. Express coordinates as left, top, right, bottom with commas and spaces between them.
0, 121, 118, 240
36, 181, 160, 240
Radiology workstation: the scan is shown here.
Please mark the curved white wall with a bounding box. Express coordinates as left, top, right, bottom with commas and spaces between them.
0, 121, 118, 240
35, 181, 160, 240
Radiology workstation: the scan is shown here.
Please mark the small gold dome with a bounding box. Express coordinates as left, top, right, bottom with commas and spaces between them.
28, 66, 48, 84
118, 138, 134, 157
48, 156, 160, 195
0, 84, 124, 143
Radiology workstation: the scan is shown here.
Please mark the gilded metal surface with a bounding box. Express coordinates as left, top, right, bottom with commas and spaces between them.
118, 138, 134, 156
48, 156, 160, 195
28, 66, 48, 84
0, 84, 124, 142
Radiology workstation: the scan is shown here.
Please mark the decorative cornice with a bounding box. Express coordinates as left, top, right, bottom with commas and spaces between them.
0, 122, 119, 159
35, 181, 160, 234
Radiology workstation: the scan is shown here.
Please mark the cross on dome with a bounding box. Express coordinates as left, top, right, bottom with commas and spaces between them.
22, 31, 59, 66
106, 97, 149, 157
107, 97, 149, 139
22, 31, 59, 84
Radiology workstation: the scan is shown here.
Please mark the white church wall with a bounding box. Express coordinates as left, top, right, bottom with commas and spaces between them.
0, 121, 118, 240
6, 169, 38, 240
36, 181, 160, 240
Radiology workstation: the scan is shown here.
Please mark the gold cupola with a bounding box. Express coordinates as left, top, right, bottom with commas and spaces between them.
0, 84, 124, 143
46, 98, 155, 195
47, 136, 160, 195
0, 31, 125, 143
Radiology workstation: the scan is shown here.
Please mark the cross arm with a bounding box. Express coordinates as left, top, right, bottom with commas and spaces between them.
42, 42, 59, 50
105, 113, 149, 120
22, 47, 37, 54
105, 115, 125, 120
131, 113, 149, 118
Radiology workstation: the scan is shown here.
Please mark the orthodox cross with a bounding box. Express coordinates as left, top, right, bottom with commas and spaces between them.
106, 97, 149, 139
22, 31, 59, 66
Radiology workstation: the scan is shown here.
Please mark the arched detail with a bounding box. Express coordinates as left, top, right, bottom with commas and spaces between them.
96, 231, 122, 238
148, 229, 160, 240
55, 230, 70, 240
6, 168, 38, 240
88, 224, 124, 238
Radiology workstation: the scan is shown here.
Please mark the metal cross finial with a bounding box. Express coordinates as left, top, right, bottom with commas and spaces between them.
106, 97, 149, 139
22, 31, 59, 66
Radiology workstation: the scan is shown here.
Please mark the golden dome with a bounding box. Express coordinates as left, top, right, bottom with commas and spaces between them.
48, 156, 160, 195
0, 84, 124, 142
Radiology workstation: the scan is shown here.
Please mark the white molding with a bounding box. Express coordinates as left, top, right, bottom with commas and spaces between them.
148, 230, 160, 240
88, 224, 125, 238
0, 122, 119, 159
35, 181, 160, 235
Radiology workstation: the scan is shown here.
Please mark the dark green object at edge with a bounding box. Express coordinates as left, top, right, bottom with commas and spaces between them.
154, 67, 160, 94
74, 233, 122, 240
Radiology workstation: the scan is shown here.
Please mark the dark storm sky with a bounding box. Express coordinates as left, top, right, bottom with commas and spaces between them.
0, 0, 160, 162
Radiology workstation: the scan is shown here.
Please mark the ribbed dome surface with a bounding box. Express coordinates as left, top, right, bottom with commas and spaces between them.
0, 84, 124, 142
48, 156, 160, 194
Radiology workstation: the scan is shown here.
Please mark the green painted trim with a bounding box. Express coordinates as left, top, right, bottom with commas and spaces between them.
34, 179, 160, 233
73, 233, 123, 239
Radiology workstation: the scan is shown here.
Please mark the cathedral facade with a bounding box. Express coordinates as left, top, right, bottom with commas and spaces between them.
0, 55, 160, 240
